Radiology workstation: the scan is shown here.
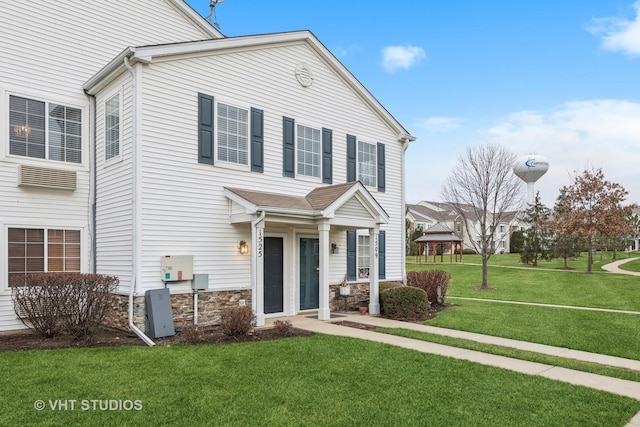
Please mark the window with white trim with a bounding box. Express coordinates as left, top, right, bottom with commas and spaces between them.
358, 234, 370, 279
105, 94, 120, 160
296, 124, 320, 178
8, 228, 81, 283
217, 103, 248, 165
9, 95, 82, 163
358, 141, 376, 187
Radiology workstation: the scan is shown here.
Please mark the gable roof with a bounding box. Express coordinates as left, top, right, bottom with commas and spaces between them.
415, 223, 462, 243
84, 30, 415, 142
225, 181, 389, 224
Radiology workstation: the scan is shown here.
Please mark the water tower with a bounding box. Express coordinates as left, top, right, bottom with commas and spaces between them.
513, 154, 549, 204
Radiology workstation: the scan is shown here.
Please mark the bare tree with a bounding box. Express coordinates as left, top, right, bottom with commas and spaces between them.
441, 144, 523, 288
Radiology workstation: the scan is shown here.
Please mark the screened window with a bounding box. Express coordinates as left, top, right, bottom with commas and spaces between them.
9, 95, 81, 164
358, 141, 376, 187
296, 124, 320, 178
358, 235, 370, 279
217, 103, 248, 165
8, 228, 81, 282
105, 94, 120, 160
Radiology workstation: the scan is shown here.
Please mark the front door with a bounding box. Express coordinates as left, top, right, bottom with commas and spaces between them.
299, 237, 319, 310
264, 237, 284, 314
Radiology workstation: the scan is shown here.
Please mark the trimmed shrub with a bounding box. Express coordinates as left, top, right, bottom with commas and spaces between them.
272, 319, 294, 337
379, 281, 404, 293
407, 270, 451, 305
220, 306, 256, 338
181, 324, 205, 344
380, 286, 429, 321
10, 272, 119, 339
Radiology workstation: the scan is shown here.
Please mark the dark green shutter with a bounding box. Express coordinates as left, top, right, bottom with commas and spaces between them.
283, 117, 295, 177
378, 230, 386, 280
251, 108, 264, 173
377, 142, 385, 192
322, 128, 332, 184
346, 134, 356, 181
347, 230, 356, 281
198, 93, 214, 165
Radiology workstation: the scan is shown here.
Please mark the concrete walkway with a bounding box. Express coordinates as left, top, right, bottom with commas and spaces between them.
274, 313, 640, 425
602, 257, 640, 276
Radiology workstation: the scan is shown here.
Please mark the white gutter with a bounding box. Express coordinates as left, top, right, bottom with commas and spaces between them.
124, 57, 154, 347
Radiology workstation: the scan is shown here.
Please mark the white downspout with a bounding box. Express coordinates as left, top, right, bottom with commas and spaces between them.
124, 56, 155, 346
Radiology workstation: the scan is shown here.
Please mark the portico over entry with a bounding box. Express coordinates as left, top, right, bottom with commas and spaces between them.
224, 181, 389, 326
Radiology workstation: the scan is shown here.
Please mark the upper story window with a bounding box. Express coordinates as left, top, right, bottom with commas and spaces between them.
8, 228, 81, 283
9, 95, 81, 164
217, 103, 248, 165
296, 124, 320, 178
105, 94, 120, 160
499, 225, 506, 233
358, 141, 376, 187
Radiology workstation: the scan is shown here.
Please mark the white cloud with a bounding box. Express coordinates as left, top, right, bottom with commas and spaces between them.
405, 100, 640, 207
381, 45, 426, 73
587, 1, 640, 56
483, 100, 640, 205
416, 117, 463, 133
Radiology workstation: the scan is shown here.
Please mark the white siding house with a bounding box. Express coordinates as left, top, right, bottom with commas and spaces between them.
1, 1, 414, 334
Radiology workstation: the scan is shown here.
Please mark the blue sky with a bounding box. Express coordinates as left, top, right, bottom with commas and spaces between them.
188, 0, 640, 207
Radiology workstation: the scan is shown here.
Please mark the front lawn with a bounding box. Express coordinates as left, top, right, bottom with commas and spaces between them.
408, 263, 640, 311
1, 336, 639, 426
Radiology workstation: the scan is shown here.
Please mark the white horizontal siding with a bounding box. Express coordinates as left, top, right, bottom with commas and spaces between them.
0, 294, 26, 332
0, 0, 214, 98
132, 40, 406, 291
94, 76, 134, 291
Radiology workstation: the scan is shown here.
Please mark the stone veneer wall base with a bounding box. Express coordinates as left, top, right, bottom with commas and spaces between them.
105, 290, 252, 332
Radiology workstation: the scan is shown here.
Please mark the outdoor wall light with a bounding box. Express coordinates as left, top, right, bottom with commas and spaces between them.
331, 243, 339, 254
239, 240, 248, 255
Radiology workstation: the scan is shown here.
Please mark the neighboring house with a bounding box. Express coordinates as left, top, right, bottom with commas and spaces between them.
1, 1, 414, 333
407, 201, 523, 254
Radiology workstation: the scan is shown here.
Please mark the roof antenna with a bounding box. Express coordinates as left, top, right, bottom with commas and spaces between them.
205, 0, 224, 30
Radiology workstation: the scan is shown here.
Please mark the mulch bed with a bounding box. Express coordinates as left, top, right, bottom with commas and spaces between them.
0, 325, 314, 353
0, 304, 451, 352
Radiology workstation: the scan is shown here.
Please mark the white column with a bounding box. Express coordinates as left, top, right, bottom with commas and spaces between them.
317, 222, 331, 321
369, 227, 380, 315
254, 222, 266, 326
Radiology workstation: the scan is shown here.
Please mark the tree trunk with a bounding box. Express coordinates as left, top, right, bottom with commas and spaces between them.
587, 238, 593, 274
481, 254, 489, 288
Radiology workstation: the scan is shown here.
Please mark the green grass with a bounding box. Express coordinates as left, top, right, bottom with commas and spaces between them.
619, 258, 640, 272
407, 251, 639, 271
427, 299, 640, 360
408, 263, 640, 311
378, 327, 640, 382
1, 336, 639, 427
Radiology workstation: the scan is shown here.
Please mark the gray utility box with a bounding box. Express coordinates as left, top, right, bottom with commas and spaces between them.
144, 288, 175, 339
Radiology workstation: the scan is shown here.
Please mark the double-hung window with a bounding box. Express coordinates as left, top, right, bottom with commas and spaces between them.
217, 103, 248, 165
358, 141, 376, 187
296, 124, 320, 178
9, 95, 82, 164
8, 228, 81, 282
105, 94, 120, 160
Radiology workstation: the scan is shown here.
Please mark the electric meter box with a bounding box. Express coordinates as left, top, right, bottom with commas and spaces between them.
161, 255, 193, 282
